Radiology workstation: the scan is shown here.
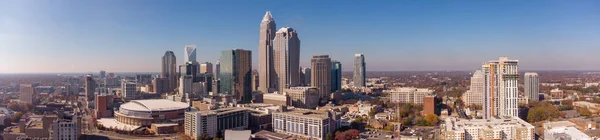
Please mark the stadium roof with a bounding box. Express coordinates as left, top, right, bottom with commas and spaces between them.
120, 99, 189, 112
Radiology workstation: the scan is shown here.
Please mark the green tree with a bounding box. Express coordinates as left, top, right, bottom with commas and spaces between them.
527, 102, 561, 123
576, 107, 592, 117
368, 108, 378, 117
424, 114, 439, 126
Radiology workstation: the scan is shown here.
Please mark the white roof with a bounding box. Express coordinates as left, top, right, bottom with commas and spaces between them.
225, 130, 251, 140
98, 118, 141, 131
120, 99, 189, 112
546, 127, 591, 140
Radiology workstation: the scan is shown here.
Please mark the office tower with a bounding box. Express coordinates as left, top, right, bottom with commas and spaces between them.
311, 55, 332, 102
252, 70, 259, 91
85, 75, 96, 101
273, 27, 301, 92
121, 79, 137, 100
95, 94, 114, 118
331, 61, 342, 92
194, 73, 213, 92
152, 77, 168, 94
285, 87, 320, 109
180, 61, 200, 81
353, 54, 366, 87
214, 61, 220, 80
200, 62, 213, 74
302, 67, 311, 86
162, 51, 177, 93
136, 74, 152, 84
179, 75, 193, 95
184, 45, 197, 63
464, 70, 485, 106
219, 49, 252, 102
19, 84, 36, 104
99, 70, 106, 79
483, 57, 519, 119
259, 11, 277, 94
524, 72, 539, 102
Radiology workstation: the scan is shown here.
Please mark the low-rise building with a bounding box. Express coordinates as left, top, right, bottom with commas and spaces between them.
262, 93, 289, 106
573, 101, 600, 113
285, 87, 319, 109
440, 116, 534, 140
184, 107, 248, 139
545, 127, 591, 140
387, 87, 433, 104
272, 107, 340, 140
551, 88, 564, 99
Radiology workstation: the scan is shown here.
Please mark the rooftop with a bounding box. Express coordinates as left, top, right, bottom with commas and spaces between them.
444, 116, 534, 132
546, 127, 591, 140
252, 130, 291, 139
275, 108, 330, 119
120, 99, 190, 112
544, 121, 577, 130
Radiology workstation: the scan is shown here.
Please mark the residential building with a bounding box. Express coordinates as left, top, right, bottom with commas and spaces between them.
423, 95, 435, 116
200, 62, 213, 74
85, 75, 96, 101
273, 27, 301, 93
482, 57, 519, 119
121, 79, 137, 100
311, 55, 332, 103
331, 61, 342, 93
95, 94, 114, 118
463, 70, 485, 106
272, 108, 341, 140
285, 87, 320, 109
162, 51, 178, 92
184, 108, 249, 138
353, 54, 366, 87
387, 87, 433, 104
19, 84, 36, 104
258, 11, 277, 94
440, 116, 534, 140
524, 72, 539, 102
184, 45, 197, 63
219, 49, 252, 102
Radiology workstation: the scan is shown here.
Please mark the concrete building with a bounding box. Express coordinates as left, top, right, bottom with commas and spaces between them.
272, 108, 341, 140
95, 94, 114, 118
258, 11, 277, 94
311, 55, 332, 103
285, 87, 320, 109
440, 116, 534, 140
353, 54, 366, 87
162, 51, 178, 93
184, 45, 197, 63
179, 75, 193, 95
524, 72, 539, 102
152, 77, 168, 94
273, 27, 301, 93
121, 79, 138, 100
184, 108, 249, 138
136, 74, 153, 85
85, 75, 96, 101
2, 114, 57, 140
49, 112, 81, 140
463, 70, 485, 106
200, 62, 213, 74
252, 70, 259, 92
214, 61, 220, 81
19, 84, 36, 104
301, 67, 311, 86
483, 57, 519, 119
551, 88, 564, 99
423, 95, 435, 116
387, 87, 433, 104
219, 49, 252, 102
331, 61, 342, 93
262, 93, 290, 106
545, 127, 591, 140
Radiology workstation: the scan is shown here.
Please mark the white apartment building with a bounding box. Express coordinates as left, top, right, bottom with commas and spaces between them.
440, 116, 534, 140
483, 57, 519, 119
49, 115, 81, 140
387, 87, 433, 104
185, 111, 217, 139
272, 108, 340, 140
121, 79, 137, 100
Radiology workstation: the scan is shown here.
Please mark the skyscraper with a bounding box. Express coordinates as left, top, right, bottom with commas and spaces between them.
219, 49, 252, 102
331, 61, 342, 92
274, 27, 301, 92
258, 11, 277, 94
524, 72, 539, 102
85, 75, 96, 101
463, 70, 485, 106
252, 70, 259, 91
184, 45, 197, 63
483, 57, 519, 119
353, 54, 366, 87
301, 67, 311, 86
311, 55, 331, 103
200, 62, 213, 74
99, 70, 106, 79
162, 51, 177, 93
214, 61, 220, 80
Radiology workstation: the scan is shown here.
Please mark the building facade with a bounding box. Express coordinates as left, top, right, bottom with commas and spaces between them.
184, 45, 197, 63
85, 75, 96, 101
285, 87, 320, 109
95, 94, 114, 118
441, 117, 534, 140
464, 70, 485, 106
353, 54, 366, 87
219, 49, 253, 102
272, 108, 340, 140
152, 77, 168, 94
524, 72, 539, 102
200, 62, 213, 74
483, 57, 519, 119
273, 27, 301, 93
179, 75, 193, 95
184, 108, 248, 139
258, 11, 277, 94
162, 51, 178, 93
331, 61, 342, 93
121, 79, 138, 100
19, 84, 36, 104
388, 87, 433, 104
263, 93, 290, 106
311, 55, 332, 103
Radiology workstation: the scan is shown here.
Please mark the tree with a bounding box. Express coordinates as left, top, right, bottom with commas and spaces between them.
10, 112, 23, 122
7, 101, 19, 111
384, 124, 395, 131
527, 102, 561, 123
198, 133, 211, 140
424, 114, 439, 126
335, 129, 359, 140
326, 132, 334, 140
177, 132, 192, 140
576, 107, 592, 117
368, 108, 378, 117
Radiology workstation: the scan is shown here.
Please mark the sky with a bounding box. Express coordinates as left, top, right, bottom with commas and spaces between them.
0, 0, 599, 73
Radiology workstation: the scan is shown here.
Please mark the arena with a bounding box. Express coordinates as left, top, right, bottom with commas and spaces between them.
114, 99, 190, 126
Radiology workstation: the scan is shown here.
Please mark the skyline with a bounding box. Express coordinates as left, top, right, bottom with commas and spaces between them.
1, 0, 599, 73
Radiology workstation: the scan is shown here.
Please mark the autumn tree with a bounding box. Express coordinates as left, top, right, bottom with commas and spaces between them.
10, 112, 23, 122
424, 114, 439, 126
527, 102, 561, 123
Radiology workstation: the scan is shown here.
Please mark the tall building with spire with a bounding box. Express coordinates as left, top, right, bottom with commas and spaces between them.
353, 54, 366, 87
258, 11, 277, 93
274, 27, 301, 92
483, 57, 519, 119
162, 51, 177, 92
184, 45, 197, 63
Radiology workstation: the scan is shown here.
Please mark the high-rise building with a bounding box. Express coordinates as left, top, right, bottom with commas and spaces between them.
483, 57, 519, 119
85, 75, 96, 101
184, 45, 197, 63
285, 87, 320, 109
214, 61, 220, 80
423, 95, 436, 116
121, 79, 138, 100
524, 72, 539, 102
301, 67, 311, 86
152, 77, 168, 94
136, 74, 153, 85
258, 11, 277, 94
463, 70, 485, 106
95, 94, 114, 118
311, 55, 331, 103
99, 70, 106, 79
219, 49, 252, 102
353, 54, 366, 87
19, 84, 36, 104
252, 70, 259, 91
331, 61, 342, 92
200, 62, 213, 74
179, 75, 194, 95
162, 51, 177, 93
274, 27, 301, 92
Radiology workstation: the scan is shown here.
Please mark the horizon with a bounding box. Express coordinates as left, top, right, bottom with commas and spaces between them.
1, 0, 599, 73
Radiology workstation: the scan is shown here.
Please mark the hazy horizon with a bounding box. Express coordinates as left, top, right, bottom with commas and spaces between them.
2, 0, 599, 73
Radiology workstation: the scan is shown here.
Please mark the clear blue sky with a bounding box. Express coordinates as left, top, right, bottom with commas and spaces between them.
1, 0, 599, 73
